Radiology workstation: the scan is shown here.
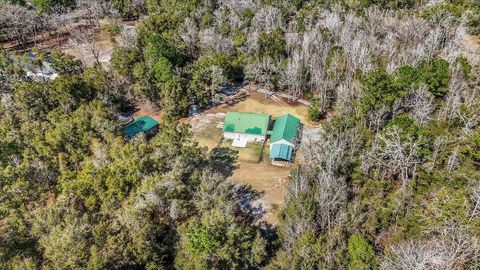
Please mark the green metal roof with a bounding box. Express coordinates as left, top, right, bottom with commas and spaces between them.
223, 112, 271, 135
123, 116, 159, 138
270, 143, 293, 161
270, 114, 300, 144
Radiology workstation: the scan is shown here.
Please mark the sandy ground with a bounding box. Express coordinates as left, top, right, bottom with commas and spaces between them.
1, 18, 137, 71
1, 19, 127, 69
462, 34, 480, 65
188, 112, 225, 149
61, 20, 138, 69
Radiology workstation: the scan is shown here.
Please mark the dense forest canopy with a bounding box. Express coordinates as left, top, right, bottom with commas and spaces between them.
1, 0, 480, 269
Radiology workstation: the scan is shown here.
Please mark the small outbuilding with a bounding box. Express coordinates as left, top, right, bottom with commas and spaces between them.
269, 114, 301, 165
123, 116, 159, 138
223, 112, 271, 147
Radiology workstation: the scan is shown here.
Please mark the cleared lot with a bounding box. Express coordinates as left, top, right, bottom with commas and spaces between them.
186, 92, 319, 224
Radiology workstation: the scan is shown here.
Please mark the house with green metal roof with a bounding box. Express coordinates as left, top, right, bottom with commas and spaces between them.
269, 114, 301, 165
223, 112, 271, 147
270, 114, 300, 146
123, 116, 159, 138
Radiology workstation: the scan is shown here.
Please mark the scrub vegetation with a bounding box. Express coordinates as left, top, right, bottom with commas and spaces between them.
1, 0, 480, 269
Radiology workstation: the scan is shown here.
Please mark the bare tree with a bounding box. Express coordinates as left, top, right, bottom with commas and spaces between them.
404, 86, 435, 127
198, 27, 233, 52
251, 6, 284, 33
469, 182, 480, 220
179, 17, 199, 55
68, 25, 101, 67
382, 228, 480, 270
363, 127, 423, 186
301, 124, 361, 232
438, 64, 479, 137
118, 25, 138, 48
366, 106, 391, 133
245, 57, 279, 88
280, 50, 306, 98
0, 4, 38, 48
210, 65, 227, 104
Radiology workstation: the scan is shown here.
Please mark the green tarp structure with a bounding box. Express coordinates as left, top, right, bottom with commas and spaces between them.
123, 116, 159, 138
269, 143, 293, 161
223, 112, 271, 135
270, 113, 301, 144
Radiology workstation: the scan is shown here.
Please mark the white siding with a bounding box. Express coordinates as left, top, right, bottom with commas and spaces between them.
224, 132, 265, 142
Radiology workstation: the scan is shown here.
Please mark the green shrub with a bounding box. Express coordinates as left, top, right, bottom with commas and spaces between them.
347, 234, 377, 270
308, 101, 325, 121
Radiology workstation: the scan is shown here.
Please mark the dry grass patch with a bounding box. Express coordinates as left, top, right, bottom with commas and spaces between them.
195, 125, 223, 149
230, 157, 290, 225
188, 113, 225, 149
227, 92, 318, 128
220, 139, 264, 163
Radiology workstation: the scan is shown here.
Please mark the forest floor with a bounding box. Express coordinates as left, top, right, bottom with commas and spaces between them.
186, 91, 321, 224
61, 28, 114, 70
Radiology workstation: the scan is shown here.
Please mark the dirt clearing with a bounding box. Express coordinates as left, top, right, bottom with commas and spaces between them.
231, 155, 290, 225
189, 112, 225, 149
207, 92, 318, 128
185, 92, 320, 225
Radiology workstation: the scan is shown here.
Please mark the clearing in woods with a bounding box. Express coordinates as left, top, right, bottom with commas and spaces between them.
187, 91, 320, 224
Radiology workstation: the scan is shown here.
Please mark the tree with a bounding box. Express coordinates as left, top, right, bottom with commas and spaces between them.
308, 101, 325, 121
362, 115, 425, 186
110, 46, 141, 80
257, 28, 286, 59
176, 209, 267, 269
348, 234, 377, 270
382, 228, 480, 270
50, 49, 83, 75
68, 25, 102, 67
360, 69, 401, 116
111, 0, 145, 18
32, 0, 76, 12
418, 58, 450, 98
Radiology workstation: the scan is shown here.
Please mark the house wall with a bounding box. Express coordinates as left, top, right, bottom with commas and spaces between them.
224, 132, 266, 142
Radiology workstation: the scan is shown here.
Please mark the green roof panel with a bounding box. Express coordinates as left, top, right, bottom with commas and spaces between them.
270, 143, 293, 161
223, 112, 271, 135
123, 116, 159, 138
270, 114, 300, 144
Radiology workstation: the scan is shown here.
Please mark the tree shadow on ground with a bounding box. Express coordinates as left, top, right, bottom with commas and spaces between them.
209, 147, 239, 177
233, 184, 265, 223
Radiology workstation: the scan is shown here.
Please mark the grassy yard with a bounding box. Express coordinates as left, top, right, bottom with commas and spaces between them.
194, 123, 223, 149
220, 139, 264, 163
